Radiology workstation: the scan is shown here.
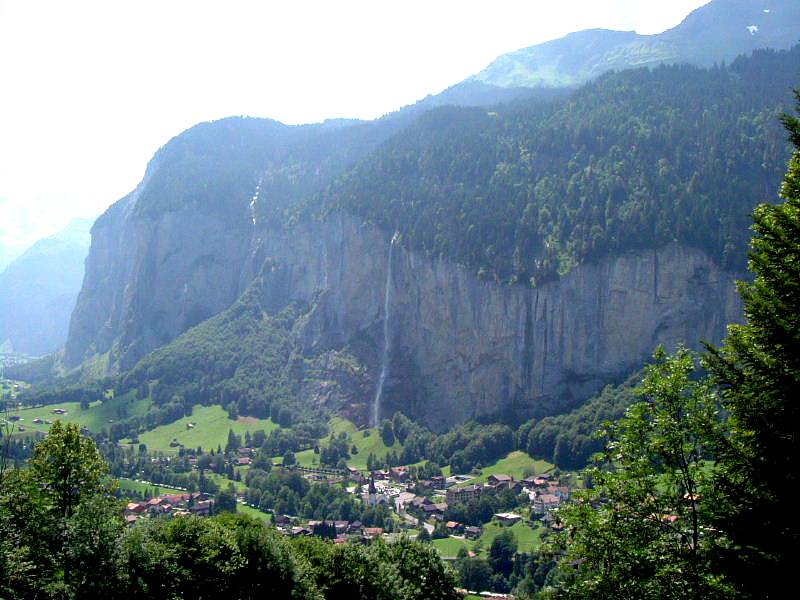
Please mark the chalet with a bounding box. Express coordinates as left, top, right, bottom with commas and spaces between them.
51, 408, 67, 415
237, 447, 255, 457
389, 466, 410, 482
362, 527, 384, 540
493, 512, 522, 525
347, 466, 365, 483
290, 526, 312, 537
125, 502, 146, 514
275, 514, 293, 525
430, 475, 446, 488
189, 500, 212, 517
422, 503, 448, 520
532, 493, 561, 514
446, 484, 482, 505
395, 491, 417, 511
488, 474, 513, 489
125, 514, 138, 525
334, 520, 349, 535
236, 457, 252, 466
32, 418, 43, 424
347, 521, 363, 534
465, 525, 482, 540
446, 521, 464, 535
410, 495, 433, 509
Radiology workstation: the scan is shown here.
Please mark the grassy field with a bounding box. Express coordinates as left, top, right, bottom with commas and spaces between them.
466, 451, 554, 485
6, 392, 151, 436
479, 520, 544, 554
292, 417, 404, 470
136, 405, 278, 454
117, 478, 186, 497
433, 535, 474, 558
206, 470, 248, 493
236, 503, 272, 522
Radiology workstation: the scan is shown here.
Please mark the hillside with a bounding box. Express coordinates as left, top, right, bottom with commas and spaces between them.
0, 218, 92, 355
470, 0, 800, 89
43, 46, 796, 430
333, 46, 799, 284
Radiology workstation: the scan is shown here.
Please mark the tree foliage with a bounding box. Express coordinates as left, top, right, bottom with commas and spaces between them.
554, 348, 729, 599
332, 47, 799, 284
703, 88, 800, 599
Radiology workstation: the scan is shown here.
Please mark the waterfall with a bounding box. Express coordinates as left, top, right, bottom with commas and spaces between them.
373, 232, 399, 427
249, 177, 262, 225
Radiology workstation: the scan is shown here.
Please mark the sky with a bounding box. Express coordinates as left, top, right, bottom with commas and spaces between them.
0, 0, 710, 249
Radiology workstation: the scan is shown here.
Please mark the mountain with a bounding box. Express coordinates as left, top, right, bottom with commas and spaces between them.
0, 218, 93, 356
58, 46, 799, 430
470, 0, 800, 89
0, 241, 24, 273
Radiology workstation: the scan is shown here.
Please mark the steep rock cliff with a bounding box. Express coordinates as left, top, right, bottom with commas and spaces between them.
251, 214, 742, 429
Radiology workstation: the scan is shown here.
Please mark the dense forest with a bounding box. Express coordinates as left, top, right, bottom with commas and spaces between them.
330, 46, 799, 283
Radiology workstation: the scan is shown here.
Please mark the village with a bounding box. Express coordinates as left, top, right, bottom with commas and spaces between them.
123, 447, 574, 562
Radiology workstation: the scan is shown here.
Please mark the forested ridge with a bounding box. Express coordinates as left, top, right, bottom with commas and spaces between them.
330, 46, 800, 283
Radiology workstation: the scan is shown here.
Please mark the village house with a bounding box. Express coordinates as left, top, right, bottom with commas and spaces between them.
347, 466, 365, 483
532, 493, 561, 514
493, 512, 523, 526
362, 527, 384, 540
446, 483, 482, 505
446, 521, 464, 535
423, 503, 447, 520
389, 466, 410, 482
487, 474, 514, 489
465, 525, 483, 540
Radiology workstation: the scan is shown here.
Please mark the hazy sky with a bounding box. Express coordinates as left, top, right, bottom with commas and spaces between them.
0, 0, 710, 247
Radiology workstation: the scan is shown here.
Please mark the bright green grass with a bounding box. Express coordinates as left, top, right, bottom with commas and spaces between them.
433, 536, 474, 558
479, 520, 544, 554
206, 471, 248, 493
287, 417, 403, 471
117, 478, 185, 497
236, 503, 272, 522
136, 405, 278, 454
466, 451, 554, 485
9, 392, 151, 435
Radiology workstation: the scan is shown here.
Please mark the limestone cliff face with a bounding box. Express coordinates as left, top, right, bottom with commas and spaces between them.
252, 214, 742, 429
68, 185, 741, 428
64, 180, 252, 371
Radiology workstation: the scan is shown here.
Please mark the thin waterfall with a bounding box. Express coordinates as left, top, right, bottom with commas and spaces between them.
249, 176, 262, 225
373, 231, 399, 427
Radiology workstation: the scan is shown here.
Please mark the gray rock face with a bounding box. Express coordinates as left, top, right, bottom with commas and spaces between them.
67, 195, 741, 428
253, 214, 742, 429
64, 181, 252, 371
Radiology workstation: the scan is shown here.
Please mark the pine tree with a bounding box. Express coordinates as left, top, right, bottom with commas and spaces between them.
704, 90, 800, 599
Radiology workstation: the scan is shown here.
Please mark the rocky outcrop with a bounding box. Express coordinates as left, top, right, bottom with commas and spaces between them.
67, 187, 742, 428
252, 213, 742, 429
64, 184, 252, 370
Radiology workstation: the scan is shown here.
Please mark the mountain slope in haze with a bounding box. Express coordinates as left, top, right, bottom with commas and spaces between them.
54, 46, 799, 429
0, 242, 25, 273
63, 111, 424, 371
471, 0, 800, 88
0, 218, 92, 356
